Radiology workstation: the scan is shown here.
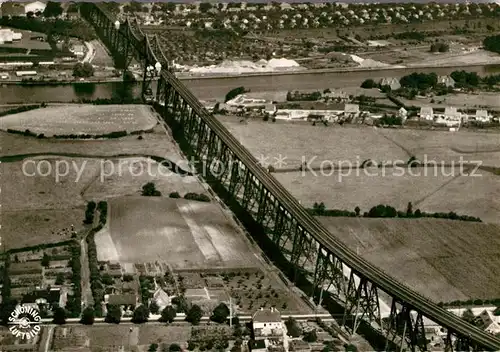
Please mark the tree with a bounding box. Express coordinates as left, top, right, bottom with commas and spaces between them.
105, 305, 122, 324
494, 307, 500, 316
41, 253, 50, 267
360, 79, 376, 89
285, 317, 301, 337
210, 302, 230, 323
123, 70, 136, 82
52, 307, 66, 324
199, 2, 212, 13
303, 329, 318, 342
169, 344, 181, 352
225, 86, 247, 103
483, 35, 500, 54
354, 206, 360, 216
142, 182, 162, 196
462, 309, 476, 324
186, 304, 203, 325
73, 62, 94, 78
80, 306, 95, 325
406, 202, 413, 217
149, 301, 160, 314
159, 305, 177, 323
101, 273, 114, 286
43, 1, 63, 17
132, 305, 150, 324
148, 343, 159, 352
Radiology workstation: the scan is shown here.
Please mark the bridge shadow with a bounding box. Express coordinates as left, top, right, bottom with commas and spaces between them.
155, 103, 398, 351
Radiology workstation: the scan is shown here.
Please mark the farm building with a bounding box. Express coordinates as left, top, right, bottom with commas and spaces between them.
0, 28, 22, 44
379, 77, 401, 91
106, 293, 138, 310
475, 310, 500, 335
419, 106, 434, 121
474, 109, 492, 123
1, 2, 26, 17
21, 288, 63, 308
16, 71, 37, 77
151, 288, 171, 311
252, 307, 284, 338
71, 44, 85, 57
24, 1, 46, 14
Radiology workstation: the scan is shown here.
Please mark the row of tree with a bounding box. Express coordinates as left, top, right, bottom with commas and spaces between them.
310, 202, 481, 222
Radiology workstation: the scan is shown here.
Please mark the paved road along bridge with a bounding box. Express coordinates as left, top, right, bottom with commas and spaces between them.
80, 4, 500, 352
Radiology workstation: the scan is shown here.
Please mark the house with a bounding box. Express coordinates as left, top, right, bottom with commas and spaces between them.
71, 44, 85, 57
289, 339, 311, 351
49, 260, 69, 269
0, 28, 22, 43
24, 1, 46, 15
107, 293, 138, 310
151, 288, 171, 311
475, 109, 491, 123
475, 310, 500, 335
344, 103, 360, 117
265, 103, 277, 116
106, 262, 123, 277
419, 106, 434, 121
438, 75, 455, 88
1, 2, 26, 17
22, 288, 62, 308
252, 307, 284, 338
379, 77, 401, 91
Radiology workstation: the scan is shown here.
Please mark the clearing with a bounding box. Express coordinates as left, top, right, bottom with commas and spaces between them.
319, 217, 500, 303
0, 104, 157, 136
94, 196, 261, 270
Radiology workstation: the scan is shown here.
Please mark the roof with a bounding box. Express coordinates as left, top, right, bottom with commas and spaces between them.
252, 308, 282, 323
108, 294, 137, 306
420, 106, 434, 115
444, 106, 459, 116
1, 2, 26, 16
153, 288, 170, 306
476, 109, 488, 117
345, 103, 359, 113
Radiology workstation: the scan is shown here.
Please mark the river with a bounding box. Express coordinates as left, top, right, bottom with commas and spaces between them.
1, 64, 499, 104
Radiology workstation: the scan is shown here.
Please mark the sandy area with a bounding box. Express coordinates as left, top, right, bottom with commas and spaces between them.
0, 105, 157, 136
409, 49, 500, 68
95, 196, 260, 270
319, 217, 500, 302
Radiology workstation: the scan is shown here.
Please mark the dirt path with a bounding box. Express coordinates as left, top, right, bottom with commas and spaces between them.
80, 236, 94, 308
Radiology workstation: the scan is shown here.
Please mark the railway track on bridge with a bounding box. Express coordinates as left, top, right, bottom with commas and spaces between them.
81, 4, 500, 351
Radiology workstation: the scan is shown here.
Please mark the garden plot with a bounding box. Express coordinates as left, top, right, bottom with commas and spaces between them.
0, 105, 157, 136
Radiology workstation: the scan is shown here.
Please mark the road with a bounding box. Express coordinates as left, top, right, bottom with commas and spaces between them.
160, 68, 500, 351
80, 236, 94, 308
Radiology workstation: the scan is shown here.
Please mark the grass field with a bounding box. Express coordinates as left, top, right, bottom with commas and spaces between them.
94, 196, 260, 270
0, 105, 157, 136
0, 124, 188, 162
275, 169, 500, 223
219, 117, 410, 168
377, 128, 500, 167
0, 155, 204, 249
318, 217, 500, 302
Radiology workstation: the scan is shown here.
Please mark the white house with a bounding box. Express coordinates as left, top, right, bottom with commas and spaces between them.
0, 29, 22, 44
380, 77, 401, 91
252, 307, 284, 337
438, 75, 455, 88
474, 109, 491, 123
151, 288, 171, 312
24, 1, 46, 15
475, 310, 500, 335
419, 106, 434, 121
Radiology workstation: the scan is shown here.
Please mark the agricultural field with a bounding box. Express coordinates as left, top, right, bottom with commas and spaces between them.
399, 91, 500, 110
0, 124, 189, 164
275, 169, 500, 224
318, 217, 500, 303
377, 128, 500, 167
219, 117, 411, 168
0, 105, 157, 136
94, 196, 261, 270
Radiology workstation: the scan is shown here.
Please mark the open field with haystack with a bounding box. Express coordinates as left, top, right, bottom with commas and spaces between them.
94, 196, 260, 270
319, 217, 500, 302
0, 105, 157, 136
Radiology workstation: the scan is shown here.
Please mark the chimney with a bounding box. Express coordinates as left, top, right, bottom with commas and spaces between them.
270, 307, 274, 312
260, 307, 263, 311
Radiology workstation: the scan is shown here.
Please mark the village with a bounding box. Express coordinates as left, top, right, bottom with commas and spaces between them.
206, 73, 499, 132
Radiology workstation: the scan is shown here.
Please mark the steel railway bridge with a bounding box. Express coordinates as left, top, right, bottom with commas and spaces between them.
80, 4, 500, 352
